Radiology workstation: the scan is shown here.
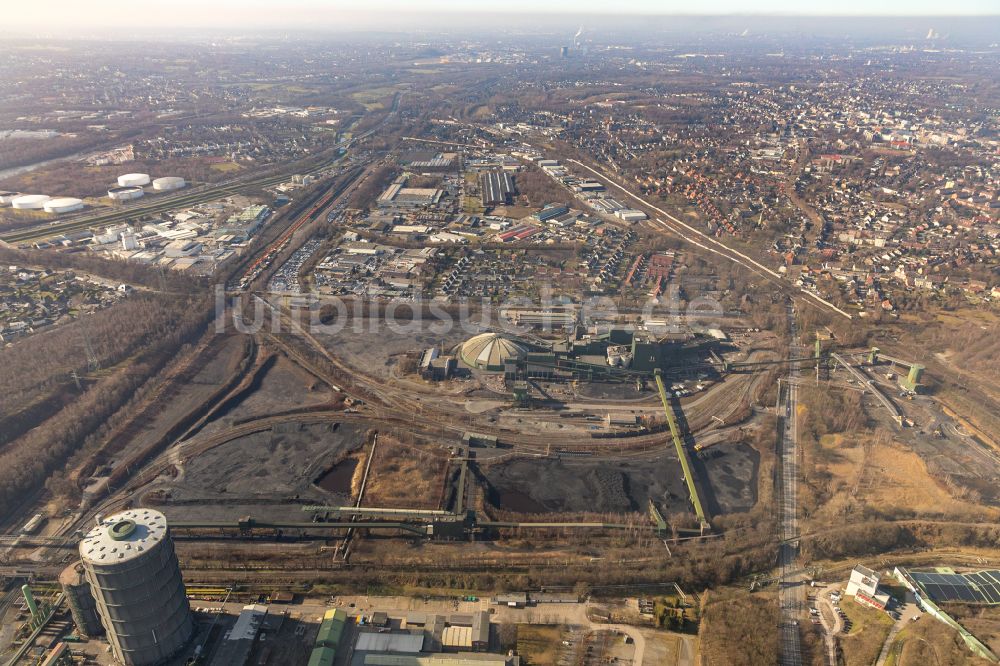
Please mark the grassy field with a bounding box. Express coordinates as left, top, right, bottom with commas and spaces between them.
517, 625, 566, 665
839, 599, 893, 666
885, 614, 994, 666
945, 605, 1000, 658
699, 592, 777, 666
362, 435, 448, 509
463, 196, 485, 215
805, 430, 998, 528
209, 161, 241, 173
350, 86, 400, 111
492, 205, 535, 219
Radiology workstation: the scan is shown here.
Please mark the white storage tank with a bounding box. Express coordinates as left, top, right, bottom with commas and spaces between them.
44, 197, 84, 214
117, 173, 150, 188
80, 509, 193, 666
152, 176, 185, 192
108, 186, 145, 202
0, 191, 21, 205
11, 194, 51, 210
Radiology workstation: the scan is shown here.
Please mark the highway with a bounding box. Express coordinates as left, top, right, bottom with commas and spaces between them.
1, 158, 337, 245
564, 158, 853, 321
0, 93, 402, 245
778, 302, 803, 666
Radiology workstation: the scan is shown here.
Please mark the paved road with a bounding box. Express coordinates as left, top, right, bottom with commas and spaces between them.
830, 352, 902, 426
815, 585, 842, 666
779, 302, 804, 666
875, 599, 923, 666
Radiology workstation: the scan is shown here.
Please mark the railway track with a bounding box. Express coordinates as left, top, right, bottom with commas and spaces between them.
565, 158, 853, 321
831, 352, 902, 426
2, 163, 331, 245
1, 95, 401, 246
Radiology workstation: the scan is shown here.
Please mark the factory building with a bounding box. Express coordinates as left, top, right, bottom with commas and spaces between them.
210, 604, 268, 666
59, 562, 103, 637
440, 612, 490, 652
378, 176, 444, 209
459, 333, 527, 372
534, 204, 569, 222
615, 209, 647, 223
479, 171, 514, 207
309, 608, 348, 666
845, 564, 890, 610
80, 509, 194, 666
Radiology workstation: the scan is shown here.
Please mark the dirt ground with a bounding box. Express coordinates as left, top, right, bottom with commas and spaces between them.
206, 354, 341, 429
481, 440, 758, 518
695, 443, 760, 515
313, 321, 471, 380
482, 452, 689, 516
148, 421, 366, 522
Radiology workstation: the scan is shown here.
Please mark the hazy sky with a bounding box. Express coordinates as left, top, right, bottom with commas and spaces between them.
6, 0, 998, 33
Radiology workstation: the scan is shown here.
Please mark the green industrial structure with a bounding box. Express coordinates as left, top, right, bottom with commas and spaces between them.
654, 370, 709, 531
308, 608, 348, 666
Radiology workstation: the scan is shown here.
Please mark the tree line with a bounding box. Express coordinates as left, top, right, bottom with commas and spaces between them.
0, 291, 214, 519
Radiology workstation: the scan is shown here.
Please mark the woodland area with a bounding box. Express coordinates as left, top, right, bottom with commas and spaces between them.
699, 593, 778, 666
0, 134, 108, 172
347, 164, 397, 210
0, 249, 214, 519
514, 165, 573, 208
0, 245, 205, 292
0, 291, 213, 519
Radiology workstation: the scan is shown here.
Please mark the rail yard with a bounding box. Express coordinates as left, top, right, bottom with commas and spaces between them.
3, 22, 1000, 666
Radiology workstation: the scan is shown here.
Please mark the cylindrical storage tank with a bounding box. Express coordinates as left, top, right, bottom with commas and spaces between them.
43, 197, 84, 214
117, 173, 150, 187
80, 509, 193, 666
60, 561, 104, 637
108, 186, 145, 202
11, 194, 51, 210
152, 176, 185, 192
0, 191, 21, 205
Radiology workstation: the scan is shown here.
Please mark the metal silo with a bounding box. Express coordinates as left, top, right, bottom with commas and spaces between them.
80, 509, 193, 665
60, 561, 104, 637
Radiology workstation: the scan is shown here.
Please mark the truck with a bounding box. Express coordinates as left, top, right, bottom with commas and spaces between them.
21, 513, 44, 535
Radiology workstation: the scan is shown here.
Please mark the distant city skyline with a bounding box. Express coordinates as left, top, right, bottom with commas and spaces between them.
4, 0, 999, 34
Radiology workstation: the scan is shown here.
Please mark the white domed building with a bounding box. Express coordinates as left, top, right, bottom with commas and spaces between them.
459, 332, 527, 372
